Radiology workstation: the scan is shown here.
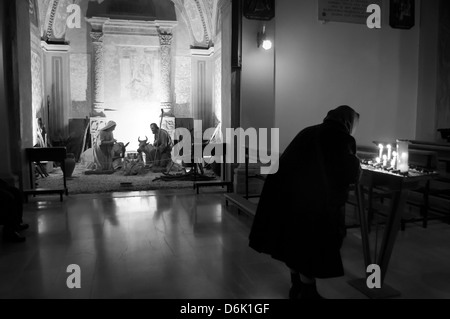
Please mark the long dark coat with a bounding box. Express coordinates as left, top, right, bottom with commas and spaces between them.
249, 107, 361, 278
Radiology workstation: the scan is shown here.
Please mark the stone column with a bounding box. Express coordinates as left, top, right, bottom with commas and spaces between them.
158, 31, 175, 137
90, 31, 105, 116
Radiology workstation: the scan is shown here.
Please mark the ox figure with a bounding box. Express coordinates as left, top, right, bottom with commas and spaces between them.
137, 136, 155, 166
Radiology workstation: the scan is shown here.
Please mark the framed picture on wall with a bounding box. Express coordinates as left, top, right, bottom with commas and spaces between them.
389, 0, 415, 29
243, 0, 275, 21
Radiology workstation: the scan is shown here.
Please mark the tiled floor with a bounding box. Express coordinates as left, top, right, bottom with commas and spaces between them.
0, 189, 449, 299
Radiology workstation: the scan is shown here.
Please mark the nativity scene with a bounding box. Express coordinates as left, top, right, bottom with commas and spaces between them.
28, 0, 226, 192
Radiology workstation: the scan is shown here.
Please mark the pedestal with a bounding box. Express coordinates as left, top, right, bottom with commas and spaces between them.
349, 165, 438, 298
348, 278, 401, 299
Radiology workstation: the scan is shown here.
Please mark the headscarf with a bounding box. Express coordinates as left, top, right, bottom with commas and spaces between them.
100, 121, 116, 131
323, 105, 359, 134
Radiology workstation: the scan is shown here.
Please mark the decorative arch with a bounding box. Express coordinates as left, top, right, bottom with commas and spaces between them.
171, 0, 216, 48
41, 0, 75, 42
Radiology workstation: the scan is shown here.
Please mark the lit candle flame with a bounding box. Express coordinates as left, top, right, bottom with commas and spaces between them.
378, 144, 384, 159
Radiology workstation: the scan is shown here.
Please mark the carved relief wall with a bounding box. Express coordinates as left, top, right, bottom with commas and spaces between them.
174, 56, 192, 117
30, 0, 44, 146
70, 53, 92, 118
116, 47, 160, 102
31, 50, 43, 145
102, 33, 163, 149
121, 47, 160, 106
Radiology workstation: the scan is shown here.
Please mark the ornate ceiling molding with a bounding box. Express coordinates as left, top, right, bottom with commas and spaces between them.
192, 0, 213, 46
45, 0, 60, 40
85, 17, 177, 38
171, 0, 215, 48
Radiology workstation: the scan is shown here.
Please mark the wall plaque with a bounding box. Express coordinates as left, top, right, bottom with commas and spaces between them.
319, 0, 382, 25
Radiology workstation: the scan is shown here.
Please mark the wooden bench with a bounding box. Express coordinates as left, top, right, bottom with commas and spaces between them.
24, 147, 68, 201
224, 193, 257, 217
195, 181, 233, 194
23, 188, 65, 202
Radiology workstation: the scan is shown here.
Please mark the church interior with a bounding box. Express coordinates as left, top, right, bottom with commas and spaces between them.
0, 0, 449, 300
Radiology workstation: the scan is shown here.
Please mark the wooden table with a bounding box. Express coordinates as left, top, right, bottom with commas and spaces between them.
349, 164, 439, 298
23, 147, 68, 202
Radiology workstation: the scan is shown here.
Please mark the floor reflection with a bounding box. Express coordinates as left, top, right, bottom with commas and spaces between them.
0, 191, 448, 299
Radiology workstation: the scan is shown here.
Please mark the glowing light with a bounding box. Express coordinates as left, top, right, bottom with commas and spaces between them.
262, 39, 272, 50
378, 144, 384, 159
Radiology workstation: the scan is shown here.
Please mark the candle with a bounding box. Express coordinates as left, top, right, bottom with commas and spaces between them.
378, 144, 384, 159
387, 144, 392, 160
375, 157, 381, 164
390, 158, 396, 168
382, 155, 388, 167
392, 151, 397, 169
396, 140, 410, 173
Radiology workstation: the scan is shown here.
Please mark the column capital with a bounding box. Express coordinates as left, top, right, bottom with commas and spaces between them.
155, 20, 178, 34
86, 17, 109, 32
90, 31, 104, 43
91, 103, 106, 117
158, 32, 173, 46
161, 102, 174, 116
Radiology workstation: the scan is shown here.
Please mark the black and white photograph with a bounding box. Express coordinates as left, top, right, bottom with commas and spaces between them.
243, 0, 275, 20
390, 0, 415, 29
0, 0, 449, 308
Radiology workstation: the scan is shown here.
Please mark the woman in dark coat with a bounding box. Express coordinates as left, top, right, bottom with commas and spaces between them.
249, 105, 361, 299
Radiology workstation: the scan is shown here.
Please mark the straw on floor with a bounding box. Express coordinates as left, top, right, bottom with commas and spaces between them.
35, 163, 214, 194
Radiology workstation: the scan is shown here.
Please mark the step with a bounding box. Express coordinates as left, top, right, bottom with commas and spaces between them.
224, 193, 257, 217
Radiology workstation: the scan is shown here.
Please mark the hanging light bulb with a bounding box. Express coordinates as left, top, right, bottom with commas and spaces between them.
257, 25, 273, 50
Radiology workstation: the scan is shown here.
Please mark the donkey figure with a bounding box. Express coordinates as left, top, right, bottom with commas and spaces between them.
112, 142, 130, 170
